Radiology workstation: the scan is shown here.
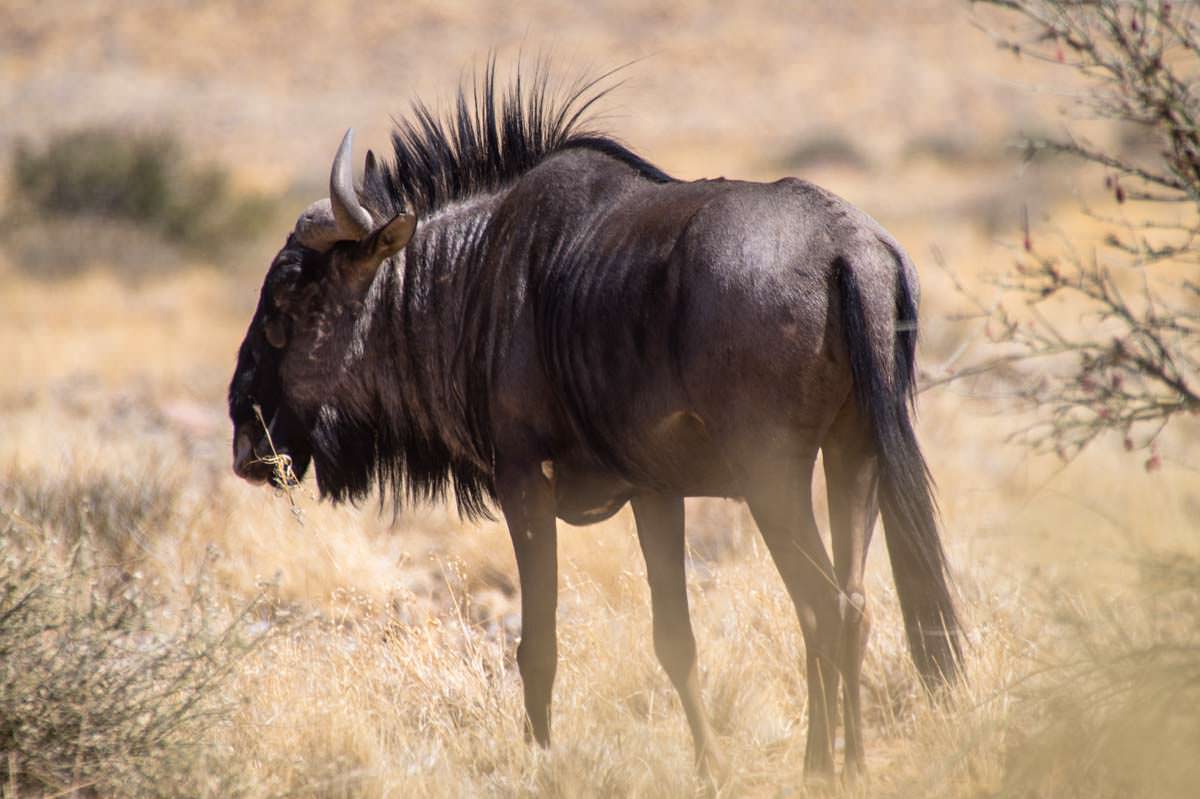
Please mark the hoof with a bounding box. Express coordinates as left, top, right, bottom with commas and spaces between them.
697, 745, 729, 796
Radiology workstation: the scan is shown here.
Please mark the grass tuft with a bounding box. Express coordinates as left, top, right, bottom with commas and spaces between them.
0, 532, 276, 797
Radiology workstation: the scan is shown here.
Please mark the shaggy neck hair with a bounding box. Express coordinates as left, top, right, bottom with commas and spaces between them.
359, 61, 673, 221
308, 63, 673, 520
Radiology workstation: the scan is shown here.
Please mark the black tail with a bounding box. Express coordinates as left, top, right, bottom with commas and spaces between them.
836, 256, 962, 687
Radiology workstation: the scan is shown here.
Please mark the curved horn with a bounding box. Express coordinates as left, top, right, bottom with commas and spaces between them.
364, 149, 382, 189
329, 128, 373, 240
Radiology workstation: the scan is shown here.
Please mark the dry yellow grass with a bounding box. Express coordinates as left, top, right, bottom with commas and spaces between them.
4, 270, 1197, 798
2, 1, 1199, 796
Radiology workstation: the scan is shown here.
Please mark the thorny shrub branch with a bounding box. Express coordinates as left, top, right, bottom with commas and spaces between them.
957, 0, 1200, 465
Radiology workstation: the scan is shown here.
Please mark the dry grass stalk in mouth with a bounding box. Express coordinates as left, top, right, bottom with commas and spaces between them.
252, 402, 304, 525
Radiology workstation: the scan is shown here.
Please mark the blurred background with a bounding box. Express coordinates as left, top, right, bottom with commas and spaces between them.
1, 1, 1196, 797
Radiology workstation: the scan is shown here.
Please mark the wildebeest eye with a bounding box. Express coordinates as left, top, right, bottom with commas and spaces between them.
264, 316, 287, 348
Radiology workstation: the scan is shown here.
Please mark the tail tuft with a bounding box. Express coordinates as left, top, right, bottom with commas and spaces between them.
836, 256, 962, 687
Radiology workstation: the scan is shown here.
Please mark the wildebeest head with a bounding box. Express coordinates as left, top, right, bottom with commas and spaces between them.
228, 130, 415, 487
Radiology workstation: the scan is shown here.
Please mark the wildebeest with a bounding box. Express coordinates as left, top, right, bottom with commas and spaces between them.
228, 66, 961, 781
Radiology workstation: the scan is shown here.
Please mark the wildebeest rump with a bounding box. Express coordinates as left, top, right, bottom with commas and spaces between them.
228, 65, 961, 780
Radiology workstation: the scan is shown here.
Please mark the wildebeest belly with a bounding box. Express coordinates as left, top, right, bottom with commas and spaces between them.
550, 413, 737, 524
551, 461, 633, 524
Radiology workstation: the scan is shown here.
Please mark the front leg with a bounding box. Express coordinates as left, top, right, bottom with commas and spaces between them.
496, 458, 559, 747
632, 493, 725, 783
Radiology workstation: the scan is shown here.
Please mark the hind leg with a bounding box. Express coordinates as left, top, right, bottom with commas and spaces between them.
823, 400, 880, 778
744, 449, 842, 777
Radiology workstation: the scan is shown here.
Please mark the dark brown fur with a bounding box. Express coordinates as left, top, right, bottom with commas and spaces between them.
228, 66, 961, 781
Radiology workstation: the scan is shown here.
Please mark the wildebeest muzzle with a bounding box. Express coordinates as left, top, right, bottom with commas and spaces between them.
231, 405, 311, 487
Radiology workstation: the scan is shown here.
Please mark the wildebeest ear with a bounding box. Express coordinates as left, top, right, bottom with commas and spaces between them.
369, 212, 416, 261
342, 212, 416, 290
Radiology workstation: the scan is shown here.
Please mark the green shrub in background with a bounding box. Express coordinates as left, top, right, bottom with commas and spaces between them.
5, 127, 277, 276
12, 129, 178, 224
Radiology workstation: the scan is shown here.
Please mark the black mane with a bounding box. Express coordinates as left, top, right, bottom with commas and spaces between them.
360, 61, 673, 220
